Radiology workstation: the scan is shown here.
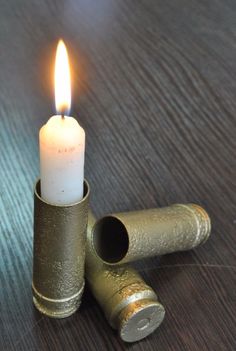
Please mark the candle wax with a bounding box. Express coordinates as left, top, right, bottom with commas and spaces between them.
39, 115, 85, 205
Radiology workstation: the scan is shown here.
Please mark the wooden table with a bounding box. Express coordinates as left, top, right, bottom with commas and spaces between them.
0, 1, 235, 350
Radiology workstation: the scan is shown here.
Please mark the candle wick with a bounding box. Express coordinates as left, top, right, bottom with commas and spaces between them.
61, 114, 65, 120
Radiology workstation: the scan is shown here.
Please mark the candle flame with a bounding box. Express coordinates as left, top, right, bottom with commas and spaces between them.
55, 40, 71, 115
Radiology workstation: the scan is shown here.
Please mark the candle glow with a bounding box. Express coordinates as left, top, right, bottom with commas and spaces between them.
54, 39, 71, 115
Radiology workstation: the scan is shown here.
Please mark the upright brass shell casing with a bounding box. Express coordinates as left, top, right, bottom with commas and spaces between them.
92, 204, 211, 265
32, 180, 89, 318
86, 212, 165, 343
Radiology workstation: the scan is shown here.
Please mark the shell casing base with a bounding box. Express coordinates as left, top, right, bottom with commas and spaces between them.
32, 282, 84, 318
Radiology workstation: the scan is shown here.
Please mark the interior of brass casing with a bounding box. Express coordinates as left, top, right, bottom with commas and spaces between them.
32, 179, 89, 318
92, 204, 211, 265
86, 211, 165, 343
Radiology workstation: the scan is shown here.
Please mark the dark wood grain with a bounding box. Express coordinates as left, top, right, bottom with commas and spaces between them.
0, 0, 236, 350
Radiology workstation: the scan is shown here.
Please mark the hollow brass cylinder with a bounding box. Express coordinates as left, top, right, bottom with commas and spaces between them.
86, 211, 165, 343
92, 204, 211, 265
32, 179, 89, 318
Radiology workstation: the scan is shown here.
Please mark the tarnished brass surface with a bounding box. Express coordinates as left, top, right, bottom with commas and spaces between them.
86, 211, 165, 342
32, 179, 89, 318
92, 204, 211, 265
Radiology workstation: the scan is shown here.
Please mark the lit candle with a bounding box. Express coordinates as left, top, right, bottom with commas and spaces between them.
39, 40, 85, 205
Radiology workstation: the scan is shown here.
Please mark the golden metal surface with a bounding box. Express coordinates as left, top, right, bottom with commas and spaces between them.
92, 204, 211, 265
86, 211, 165, 342
32, 179, 89, 318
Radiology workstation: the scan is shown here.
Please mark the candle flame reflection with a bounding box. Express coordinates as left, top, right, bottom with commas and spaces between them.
55, 39, 71, 116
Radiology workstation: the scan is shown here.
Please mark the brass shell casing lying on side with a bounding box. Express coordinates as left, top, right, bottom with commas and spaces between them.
86, 212, 165, 343
32, 180, 89, 318
92, 204, 211, 265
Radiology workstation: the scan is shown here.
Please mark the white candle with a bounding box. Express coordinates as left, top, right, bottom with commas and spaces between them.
39, 40, 85, 205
